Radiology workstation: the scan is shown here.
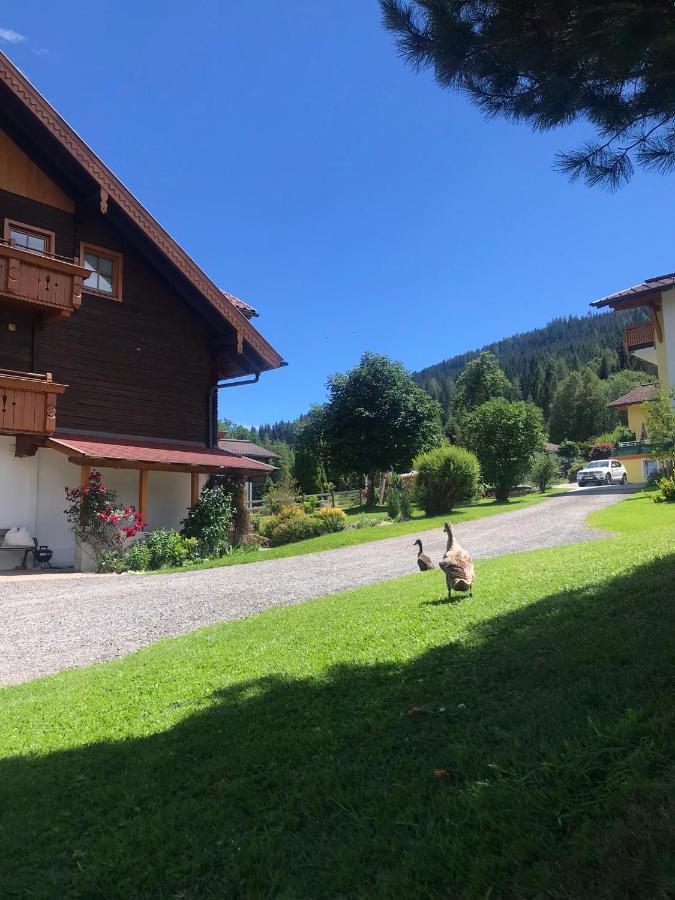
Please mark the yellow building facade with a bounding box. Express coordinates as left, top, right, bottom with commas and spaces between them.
593, 273, 675, 483
608, 384, 660, 483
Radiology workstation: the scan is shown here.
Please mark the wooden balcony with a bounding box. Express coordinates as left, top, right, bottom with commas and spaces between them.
0, 240, 90, 320
0, 369, 67, 436
624, 321, 655, 352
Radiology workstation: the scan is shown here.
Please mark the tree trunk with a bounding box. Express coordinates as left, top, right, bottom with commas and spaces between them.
232, 482, 250, 545
366, 473, 376, 509
495, 483, 510, 502
378, 473, 387, 507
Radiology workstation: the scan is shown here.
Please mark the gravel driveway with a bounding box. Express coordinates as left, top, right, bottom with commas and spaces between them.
0, 484, 634, 686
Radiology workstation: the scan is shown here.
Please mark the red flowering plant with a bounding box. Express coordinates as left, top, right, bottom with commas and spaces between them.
64, 470, 144, 561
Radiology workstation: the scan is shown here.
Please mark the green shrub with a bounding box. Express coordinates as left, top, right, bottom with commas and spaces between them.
530, 453, 559, 492
399, 491, 412, 519
473, 480, 489, 500
97, 550, 126, 574
593, 426, 635, 445
347, 514, 390, 529
387, 472, 404, 492
125, 542, 152, 571
254, 515, 273, 538
256, 506, 302, 539
568, 460, 587, 482
413, 445, 481, 514
314, 506, 347, 532
264, 474, 300, 513
267, 508, 325, 546
386, 492, 401, 520
302, 496, 319, 514
654, 474, 675, 503
146, 529, 198, 569
181, 486, 233, 557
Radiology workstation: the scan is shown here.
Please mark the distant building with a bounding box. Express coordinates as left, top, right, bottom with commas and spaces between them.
217, 434, 280, 502
607, 383, 660, 482
592, 273, 674, 482
217, 434, 281, 467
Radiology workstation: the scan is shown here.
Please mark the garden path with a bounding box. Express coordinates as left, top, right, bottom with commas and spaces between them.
0, 484, 635, 685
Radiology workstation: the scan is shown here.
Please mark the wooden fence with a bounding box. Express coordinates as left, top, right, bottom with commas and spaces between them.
247, 489, 362, 514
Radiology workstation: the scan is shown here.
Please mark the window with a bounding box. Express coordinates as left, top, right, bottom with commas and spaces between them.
79, 243, 123, 301
611, 461, 620, 468
4, 220, 54, 255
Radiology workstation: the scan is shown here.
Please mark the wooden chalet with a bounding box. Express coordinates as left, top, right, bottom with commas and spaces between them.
0, 51, 285, 569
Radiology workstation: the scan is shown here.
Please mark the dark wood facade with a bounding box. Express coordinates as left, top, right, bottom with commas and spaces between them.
0, 182, 217, 443
0, 47, 286, 449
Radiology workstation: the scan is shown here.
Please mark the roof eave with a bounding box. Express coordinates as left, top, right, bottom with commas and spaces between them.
591, 284, 668, 310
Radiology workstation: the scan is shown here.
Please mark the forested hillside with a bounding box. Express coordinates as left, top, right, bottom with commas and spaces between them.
413, 311, 651, 423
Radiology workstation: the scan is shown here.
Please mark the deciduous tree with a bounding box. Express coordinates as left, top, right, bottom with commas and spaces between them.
323, 352, 444, 507
294, 406, 330, 494
645, 388, 675, 473
453, 351, 512, 414
462, 399, 546, 501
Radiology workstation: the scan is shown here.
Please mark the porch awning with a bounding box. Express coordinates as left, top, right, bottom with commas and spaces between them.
46, 434, 276, 476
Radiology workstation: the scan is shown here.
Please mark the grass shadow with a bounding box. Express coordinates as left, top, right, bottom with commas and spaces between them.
1, 554, 673, 898
421, 594, 467, 606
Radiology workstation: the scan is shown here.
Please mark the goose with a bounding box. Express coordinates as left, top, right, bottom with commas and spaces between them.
414, 539, 435, 571
439, 522, 474, 599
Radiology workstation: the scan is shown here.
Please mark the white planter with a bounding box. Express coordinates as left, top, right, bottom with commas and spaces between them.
0, 549, 26, 571
74, 539, 99, 573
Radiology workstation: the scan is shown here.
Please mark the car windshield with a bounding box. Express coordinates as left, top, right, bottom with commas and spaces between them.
586, 461, 609, 469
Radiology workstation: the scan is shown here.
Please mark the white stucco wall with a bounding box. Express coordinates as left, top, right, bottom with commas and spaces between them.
0, 435, 39, 569
34, 444, 78, 565
0, 441, 210, 569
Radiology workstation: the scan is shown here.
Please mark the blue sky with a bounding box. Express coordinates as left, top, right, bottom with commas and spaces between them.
2, 2, 673, 427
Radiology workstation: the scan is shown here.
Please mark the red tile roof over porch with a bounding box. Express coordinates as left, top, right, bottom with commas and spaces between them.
47, 435, 276, 475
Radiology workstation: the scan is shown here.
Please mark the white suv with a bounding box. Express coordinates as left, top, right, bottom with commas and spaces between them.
576, 459, 627, 486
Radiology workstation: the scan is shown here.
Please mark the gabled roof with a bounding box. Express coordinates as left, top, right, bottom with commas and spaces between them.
217, 438, 280, 460
608, 384, 659, 408
0, 51, 284, 372
591, 273, 675, 309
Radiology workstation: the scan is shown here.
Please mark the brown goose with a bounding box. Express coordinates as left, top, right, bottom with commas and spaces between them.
414, 539, 435, 571
439, 522, 474, 599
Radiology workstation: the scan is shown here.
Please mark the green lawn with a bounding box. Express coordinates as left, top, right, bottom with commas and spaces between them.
1, 494, 673, 897
152, 489, 563, 574
588, 487, 668, 533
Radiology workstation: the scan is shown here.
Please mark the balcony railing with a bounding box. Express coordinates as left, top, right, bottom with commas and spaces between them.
0, 369, 67, 436
613, 441, 651, 457
0, 240, 90, 320
624, 321, 655, 353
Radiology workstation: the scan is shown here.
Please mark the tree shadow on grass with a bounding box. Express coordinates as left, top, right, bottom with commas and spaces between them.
1, 555, 673, 899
